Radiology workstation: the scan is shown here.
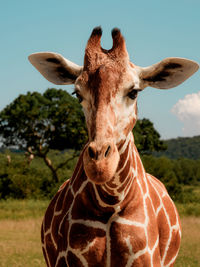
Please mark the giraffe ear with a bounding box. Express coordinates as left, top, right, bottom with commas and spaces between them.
28, 52, 83, 85
138, 57, 199, 89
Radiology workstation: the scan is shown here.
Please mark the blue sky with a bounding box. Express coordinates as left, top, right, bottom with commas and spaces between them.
1, 0, 200, 139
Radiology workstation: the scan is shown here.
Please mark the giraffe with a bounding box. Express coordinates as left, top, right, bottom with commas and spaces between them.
29, 27, 199, 267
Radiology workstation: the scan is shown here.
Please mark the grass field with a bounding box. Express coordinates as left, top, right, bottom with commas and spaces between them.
0, 200, 200, 266
0, 218, 45, 267
0, 200, 47, 267
175, 217, 200, 267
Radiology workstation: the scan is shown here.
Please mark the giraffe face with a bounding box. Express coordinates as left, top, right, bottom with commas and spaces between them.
28, 27, 199, 185
74, 28, 142, 184
75, 65, 140, 184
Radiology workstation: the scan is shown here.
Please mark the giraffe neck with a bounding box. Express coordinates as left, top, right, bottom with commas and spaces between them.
91, 132, 145, 209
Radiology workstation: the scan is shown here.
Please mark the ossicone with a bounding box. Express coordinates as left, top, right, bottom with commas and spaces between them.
91, 26, 103, 37
86, 26, 128, 53
86, 26, 103, 51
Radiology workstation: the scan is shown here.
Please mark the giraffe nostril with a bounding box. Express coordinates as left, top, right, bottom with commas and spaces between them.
105, 145, 111, 158
88, 146, 96, 159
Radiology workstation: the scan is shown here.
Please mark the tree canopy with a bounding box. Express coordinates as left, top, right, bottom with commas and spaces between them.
0, 88, 87, 153
0, 88, 87, 182
134, 118, 167, 154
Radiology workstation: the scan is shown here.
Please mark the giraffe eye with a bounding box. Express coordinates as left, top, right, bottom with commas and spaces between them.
76, 92, 83, 103
127, 89, 138, 100
72, 91, 83, 103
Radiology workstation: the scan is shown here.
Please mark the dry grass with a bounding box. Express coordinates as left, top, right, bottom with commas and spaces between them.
0, 218, 45, 267
175, 217, 200, 267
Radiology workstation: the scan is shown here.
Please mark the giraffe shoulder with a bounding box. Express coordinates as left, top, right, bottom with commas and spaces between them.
146, 173, 177, 216
146, 173, 168, 195
146, 173, 180, 228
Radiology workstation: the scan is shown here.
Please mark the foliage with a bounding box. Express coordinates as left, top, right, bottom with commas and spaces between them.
0, 88, 87, 182
0, 151, 78, 199
155, 135, 200, 159
134, 118, 167, 154
0, 88, 87, 151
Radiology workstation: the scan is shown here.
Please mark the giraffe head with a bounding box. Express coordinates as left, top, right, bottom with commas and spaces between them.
29, 27, 199, 184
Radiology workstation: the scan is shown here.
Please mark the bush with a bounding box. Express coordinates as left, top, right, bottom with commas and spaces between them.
0, 151, 78, 199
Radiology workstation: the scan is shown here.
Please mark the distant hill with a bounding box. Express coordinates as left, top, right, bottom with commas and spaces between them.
155, 135, 200, 160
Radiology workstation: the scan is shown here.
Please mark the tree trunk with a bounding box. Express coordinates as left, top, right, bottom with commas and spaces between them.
43, 155, 59, 183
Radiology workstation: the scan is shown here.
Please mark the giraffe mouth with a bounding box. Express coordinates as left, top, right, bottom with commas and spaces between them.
83, 143, 120, 184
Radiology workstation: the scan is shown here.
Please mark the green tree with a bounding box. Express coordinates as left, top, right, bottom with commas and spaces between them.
0, 88, 87, 182
176, 158, 197, 185
134, 118, 167, 154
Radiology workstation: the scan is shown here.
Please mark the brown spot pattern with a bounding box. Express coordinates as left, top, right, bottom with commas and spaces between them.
41, 135, 181, 266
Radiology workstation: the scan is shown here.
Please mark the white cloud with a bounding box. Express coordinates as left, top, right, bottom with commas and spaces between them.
171, 91, 200, 136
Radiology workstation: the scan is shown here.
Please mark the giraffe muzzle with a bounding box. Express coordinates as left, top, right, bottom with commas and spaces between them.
83, 141, 120, 184
88, 142, 112, 160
